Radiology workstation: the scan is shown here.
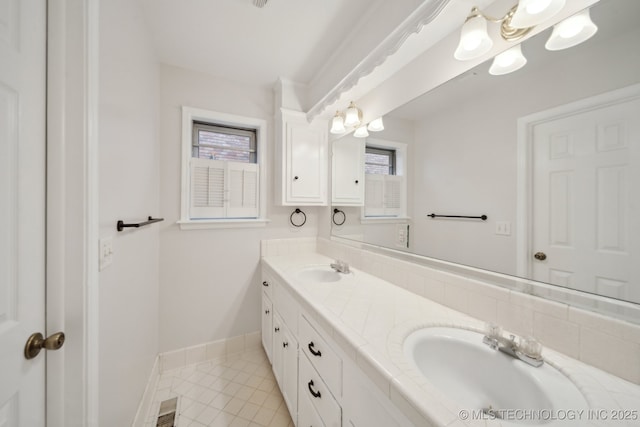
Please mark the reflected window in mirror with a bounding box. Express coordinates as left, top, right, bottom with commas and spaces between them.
365, 147, 395, 175
364, 141, 407, 219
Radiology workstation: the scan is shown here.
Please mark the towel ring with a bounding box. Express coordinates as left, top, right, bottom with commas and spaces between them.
332, 208, 346, 226
290, 208, 306, 227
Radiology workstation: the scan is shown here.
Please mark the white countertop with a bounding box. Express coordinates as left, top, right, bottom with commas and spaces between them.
262, 252, 640, 427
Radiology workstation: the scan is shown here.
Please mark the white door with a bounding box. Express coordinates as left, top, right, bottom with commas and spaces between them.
531, 91, 640, 304
0, 0, 47, 425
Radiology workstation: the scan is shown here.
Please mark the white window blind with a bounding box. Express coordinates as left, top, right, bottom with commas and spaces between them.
190, 157, 259, 219
364, 174, 403, 217
227, 162, 259, 218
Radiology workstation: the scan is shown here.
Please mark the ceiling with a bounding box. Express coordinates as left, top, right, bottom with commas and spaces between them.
138, 0, 384, 89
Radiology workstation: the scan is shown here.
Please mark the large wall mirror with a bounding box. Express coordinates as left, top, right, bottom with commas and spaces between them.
331, 0, 640, 321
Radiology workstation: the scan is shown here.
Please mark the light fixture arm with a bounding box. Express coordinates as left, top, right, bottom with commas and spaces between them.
465, 6, 503, 24
464, 4, 533, 42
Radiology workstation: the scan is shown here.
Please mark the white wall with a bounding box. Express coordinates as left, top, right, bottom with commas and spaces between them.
98, 0, 160, 425
159, 64, 320, 353
410, 25, 640, 274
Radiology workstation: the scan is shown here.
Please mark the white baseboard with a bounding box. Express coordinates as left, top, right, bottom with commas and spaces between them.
158, 331, 262, 372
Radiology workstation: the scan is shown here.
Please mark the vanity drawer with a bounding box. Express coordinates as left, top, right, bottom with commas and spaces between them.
300, 315, 342, 396
299, 352, 341, 427
298, 388, 326, 427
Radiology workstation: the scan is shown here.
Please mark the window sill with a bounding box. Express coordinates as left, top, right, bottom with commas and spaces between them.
178, 218, 270, 230
360, 216, 410, 225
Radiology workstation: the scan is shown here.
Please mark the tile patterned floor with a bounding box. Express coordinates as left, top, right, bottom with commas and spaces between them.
145, 348, 294, 427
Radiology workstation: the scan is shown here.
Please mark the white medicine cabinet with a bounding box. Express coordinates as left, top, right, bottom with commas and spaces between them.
274, 109, 328, 206
331, 135, 365, 206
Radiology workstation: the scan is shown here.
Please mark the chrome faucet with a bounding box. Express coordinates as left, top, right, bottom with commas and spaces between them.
330, 260, 350, 274
482, 324, 544, 368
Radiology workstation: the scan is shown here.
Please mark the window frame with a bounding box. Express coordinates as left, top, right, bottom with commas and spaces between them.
361, 138, 408, 223
179, 106, 268, 229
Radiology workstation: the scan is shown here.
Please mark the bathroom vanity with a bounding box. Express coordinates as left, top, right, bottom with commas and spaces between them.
260, 240, 640, 427
261, 258, 414, 427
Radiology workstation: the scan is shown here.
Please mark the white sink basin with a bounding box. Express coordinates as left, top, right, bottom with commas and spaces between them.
296, 266, 344, 283
404, 327, 588, 425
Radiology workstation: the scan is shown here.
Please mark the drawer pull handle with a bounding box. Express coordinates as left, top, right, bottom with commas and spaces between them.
262, 281, 269, 287
308, 342, 322, 357
308, 380, 321, 398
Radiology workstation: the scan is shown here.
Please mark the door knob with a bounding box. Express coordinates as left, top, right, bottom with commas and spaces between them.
24, 331, 65, 360
534, 252, 547, 261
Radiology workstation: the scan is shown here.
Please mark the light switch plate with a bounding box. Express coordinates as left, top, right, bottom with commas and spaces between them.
99, 237, 114, 271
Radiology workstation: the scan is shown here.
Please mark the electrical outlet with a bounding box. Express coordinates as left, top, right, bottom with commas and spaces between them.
99, 237, 114, 271
495, 221, 512, 236
396, 224, 408, 248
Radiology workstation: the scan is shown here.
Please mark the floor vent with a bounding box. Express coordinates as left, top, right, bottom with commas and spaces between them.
156, 397, 178, 427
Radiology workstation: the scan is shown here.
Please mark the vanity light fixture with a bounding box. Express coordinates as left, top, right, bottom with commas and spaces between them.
367, 117, 385, 132
330, 103, 384, 136
456, 1, 596, 76
330, 111, 346, 134
545, 9, 598, 51
353, 125, 369, 138
510, 0, 566, 29
454, 4, 537, 61
454, 11, 494, 60
489, 44, 527, 75
343, 101, 363, 128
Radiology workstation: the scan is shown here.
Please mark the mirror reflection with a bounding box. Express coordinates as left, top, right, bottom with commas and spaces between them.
331, 0, 640, 306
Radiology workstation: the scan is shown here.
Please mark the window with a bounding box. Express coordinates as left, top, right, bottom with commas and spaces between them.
363, 141, 406, 218
192, 122, 256, 163
180, 107, 267, 229
365, 147, 395, 175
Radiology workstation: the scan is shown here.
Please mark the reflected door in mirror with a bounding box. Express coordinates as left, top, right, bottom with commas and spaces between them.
531, 92, 640, 304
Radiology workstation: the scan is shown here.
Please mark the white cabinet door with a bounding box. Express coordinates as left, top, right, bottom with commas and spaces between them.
272, 313, 284, 386
261, 293, 273, 363
332, 136, 365, 206
0, 0, 47, 425
272, 312, 298, 422
281, 326, 298, 421
277, 109, 328, 206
